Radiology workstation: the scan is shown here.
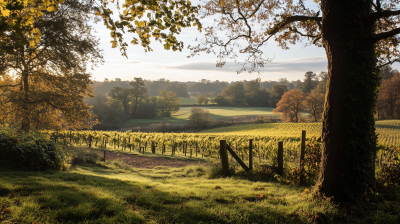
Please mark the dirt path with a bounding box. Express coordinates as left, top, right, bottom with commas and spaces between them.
103, 151, 208, 169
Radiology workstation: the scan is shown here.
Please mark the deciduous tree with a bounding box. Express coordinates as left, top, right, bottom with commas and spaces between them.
270, 85, 288, 107
377, 75, 400, 118
221, 82, 246, 105
0, 0, 102, 131
302, 71, 318, 94
196, 94, 209, 105
108, 87, 131, 115
306, 92, 325, 122
156, 90, 181, 117
130, 77, 148, 116
245, 80, 270, 106
1, 0, 202, 56
273, 89, 306, 123
165, 84, 189, 97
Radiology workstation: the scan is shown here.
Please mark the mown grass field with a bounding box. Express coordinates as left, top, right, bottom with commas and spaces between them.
180, 97, 197, 105
123, 106, 279, 127
202, 120, 400, 147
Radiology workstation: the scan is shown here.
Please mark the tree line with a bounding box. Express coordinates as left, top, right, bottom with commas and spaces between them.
92, 75, 328, 100
86, 78, 181, 130
209, 72, 327, 107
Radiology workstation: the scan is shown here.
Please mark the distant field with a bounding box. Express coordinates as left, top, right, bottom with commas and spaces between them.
202, 120, 400, 146
124, 106, 279, 127
180, 97, 197, 105
180, 97, 216, 105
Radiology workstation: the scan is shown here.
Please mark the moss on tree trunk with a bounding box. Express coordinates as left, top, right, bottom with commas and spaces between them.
317, 1, 380, 201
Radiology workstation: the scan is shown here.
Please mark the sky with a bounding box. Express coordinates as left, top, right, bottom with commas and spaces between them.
88, 2, 400, 83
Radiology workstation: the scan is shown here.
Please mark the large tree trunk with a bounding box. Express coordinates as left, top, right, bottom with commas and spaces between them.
317, 1, 379, 201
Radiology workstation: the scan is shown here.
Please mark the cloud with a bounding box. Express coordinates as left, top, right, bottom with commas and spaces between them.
170, 57, 328, 74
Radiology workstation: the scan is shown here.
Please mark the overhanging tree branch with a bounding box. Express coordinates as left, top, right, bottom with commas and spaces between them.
267, 15, 322, 36
371, 10, 400, 19
289, 27, 318, 38
373, 27, 400, 42
0, 84, 21, 88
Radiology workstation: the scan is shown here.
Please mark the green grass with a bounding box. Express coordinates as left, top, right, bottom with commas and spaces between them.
1, 146, 400, 223
180, 97, 197, 105
0, 149, 341, 224
124, 106, 279, 127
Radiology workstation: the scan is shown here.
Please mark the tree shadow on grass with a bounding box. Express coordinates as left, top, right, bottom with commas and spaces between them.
0, 166, 310, 224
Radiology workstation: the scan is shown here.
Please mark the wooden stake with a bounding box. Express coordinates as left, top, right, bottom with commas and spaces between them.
220, 140, 229, 176
249, 139, 253, 171
300, 130, 306, 185
277, 142, 283, 176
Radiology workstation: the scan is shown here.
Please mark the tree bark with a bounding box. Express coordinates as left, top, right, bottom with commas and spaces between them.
317, 1, 379, 201
20, 71, 30, 132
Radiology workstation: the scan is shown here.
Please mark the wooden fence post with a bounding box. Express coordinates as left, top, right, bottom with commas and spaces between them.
300, 130, 306, 185
220, 140, 229, 175
89, 135, 92, 148
249, 139, 253, 171
277, 141, 283, 176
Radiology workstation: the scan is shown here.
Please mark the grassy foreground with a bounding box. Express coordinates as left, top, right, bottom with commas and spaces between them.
1, 146, 400, 224
0, 147, 338, 224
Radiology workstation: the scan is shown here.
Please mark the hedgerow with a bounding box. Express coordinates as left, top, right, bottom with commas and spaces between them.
0, 125, 69, 171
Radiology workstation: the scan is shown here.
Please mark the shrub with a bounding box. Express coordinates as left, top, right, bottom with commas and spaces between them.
207, 163, 236, 178
376, 146, 400, 187
275, 138, 322, 185
70, 148, 99, 165
188, 107, 213, 128
0, 125, 68, 171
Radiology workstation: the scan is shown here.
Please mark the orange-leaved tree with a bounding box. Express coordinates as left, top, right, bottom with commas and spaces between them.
376, 75, 400, 119
273, 89, 306, 123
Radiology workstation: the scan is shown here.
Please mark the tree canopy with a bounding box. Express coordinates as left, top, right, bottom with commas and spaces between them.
273, 89, 305, 123
1, 0, 202, 56
0, 0, 102, 131
156, 90, 181, 117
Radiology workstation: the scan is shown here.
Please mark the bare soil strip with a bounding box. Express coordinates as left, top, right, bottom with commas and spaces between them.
103, 151, 208, 169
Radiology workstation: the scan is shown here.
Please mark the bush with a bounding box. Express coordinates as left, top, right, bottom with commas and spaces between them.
274, 138, 322, 185
188, 107, 213, 128
70, 149, 99, 165
376, 146, 400, 187
0, 125, 68, 171
207, 163, 236, 178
